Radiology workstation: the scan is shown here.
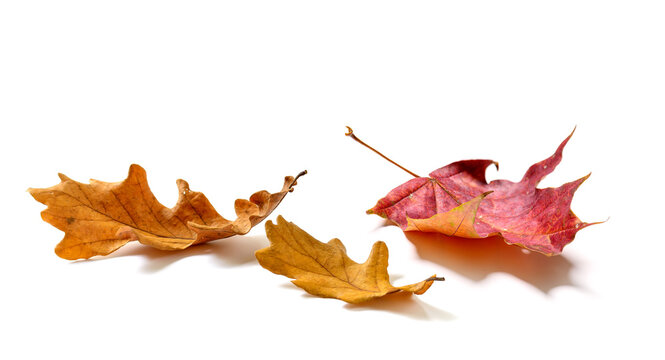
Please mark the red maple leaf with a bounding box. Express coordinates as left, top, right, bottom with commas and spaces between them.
348, 127, 599, 256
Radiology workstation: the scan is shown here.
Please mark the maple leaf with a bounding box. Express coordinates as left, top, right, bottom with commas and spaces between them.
29, 165, 305, 260
256, 216, 444, 304
348, 127, 598, 256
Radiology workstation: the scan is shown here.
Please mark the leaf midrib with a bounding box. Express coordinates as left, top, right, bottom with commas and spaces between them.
52, 189, 194, 241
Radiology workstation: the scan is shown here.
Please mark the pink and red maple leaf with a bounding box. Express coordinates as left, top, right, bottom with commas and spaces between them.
367, 130, 598, 255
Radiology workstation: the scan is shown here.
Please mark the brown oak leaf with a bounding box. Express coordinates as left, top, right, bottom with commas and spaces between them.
256, 216, 444, 304
29, 164, 305, 260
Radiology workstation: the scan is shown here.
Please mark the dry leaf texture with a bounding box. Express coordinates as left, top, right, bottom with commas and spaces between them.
256, 216, 443, 303
29, 164, 305, 260
368, 130, 598, 255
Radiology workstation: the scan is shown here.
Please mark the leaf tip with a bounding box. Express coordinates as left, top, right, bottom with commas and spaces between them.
559, 126, 577, 150
265, 214, 288, 233
176, 179, 190, 194
374, 240, 387, 247
370, 240, 389, 257
571, 173, 592, 190
128, 164, 147, 178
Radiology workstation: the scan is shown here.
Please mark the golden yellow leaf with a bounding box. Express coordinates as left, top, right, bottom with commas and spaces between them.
256, 216, 444, 304
29, 164, 305, 260
405, 191, 492, 238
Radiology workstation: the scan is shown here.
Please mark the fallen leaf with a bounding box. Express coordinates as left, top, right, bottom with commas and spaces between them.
348, 127, 598, 255
256, 215, 444, 304
29, 165, 305, 260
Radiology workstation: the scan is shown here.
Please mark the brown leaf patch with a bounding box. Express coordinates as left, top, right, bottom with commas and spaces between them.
256, 216, 443, 304
29, 164, 305, 260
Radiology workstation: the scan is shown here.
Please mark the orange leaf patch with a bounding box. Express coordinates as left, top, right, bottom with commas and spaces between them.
29, 164, 305, 260
256, 216, 443, 303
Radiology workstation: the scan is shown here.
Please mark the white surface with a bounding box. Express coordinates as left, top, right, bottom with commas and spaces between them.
1, 1, 664, 359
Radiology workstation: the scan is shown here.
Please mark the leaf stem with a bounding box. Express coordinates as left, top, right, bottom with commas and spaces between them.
345, 126, 420, 178
294, 170, 308, 182
426, 276, 446, 282
288, 170, 308, 192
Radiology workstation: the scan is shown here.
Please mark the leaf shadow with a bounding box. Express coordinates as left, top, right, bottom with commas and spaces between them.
404, 231, 576, 294
279, 282, 454, 321
72, 235, 268, 273
343, 292, 456, 321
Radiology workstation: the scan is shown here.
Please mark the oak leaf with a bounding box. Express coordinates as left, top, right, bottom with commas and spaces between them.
350, 128, 598, 256
256, 216, 444, 304
29, 164, 305, 260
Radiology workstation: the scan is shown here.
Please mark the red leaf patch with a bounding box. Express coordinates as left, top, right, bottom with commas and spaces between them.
362, 129, 598, 256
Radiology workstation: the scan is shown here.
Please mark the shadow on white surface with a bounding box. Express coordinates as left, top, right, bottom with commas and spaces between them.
344, 292, 456, 321
278, 282, 455, 321
405, 231, 576, 294
72, 235, 269, 272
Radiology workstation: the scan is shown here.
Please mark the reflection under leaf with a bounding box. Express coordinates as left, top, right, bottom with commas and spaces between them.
405, 231, 576, 294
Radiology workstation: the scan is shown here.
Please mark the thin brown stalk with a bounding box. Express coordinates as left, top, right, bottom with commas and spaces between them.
345, 126, 420, 178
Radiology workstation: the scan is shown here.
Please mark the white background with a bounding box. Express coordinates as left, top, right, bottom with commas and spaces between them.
1, 1, 664, 359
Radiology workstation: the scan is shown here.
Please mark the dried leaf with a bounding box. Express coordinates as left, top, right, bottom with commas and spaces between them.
256, 216, 443, 304
29, 164, 305, 260
365, 129, 599, 255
